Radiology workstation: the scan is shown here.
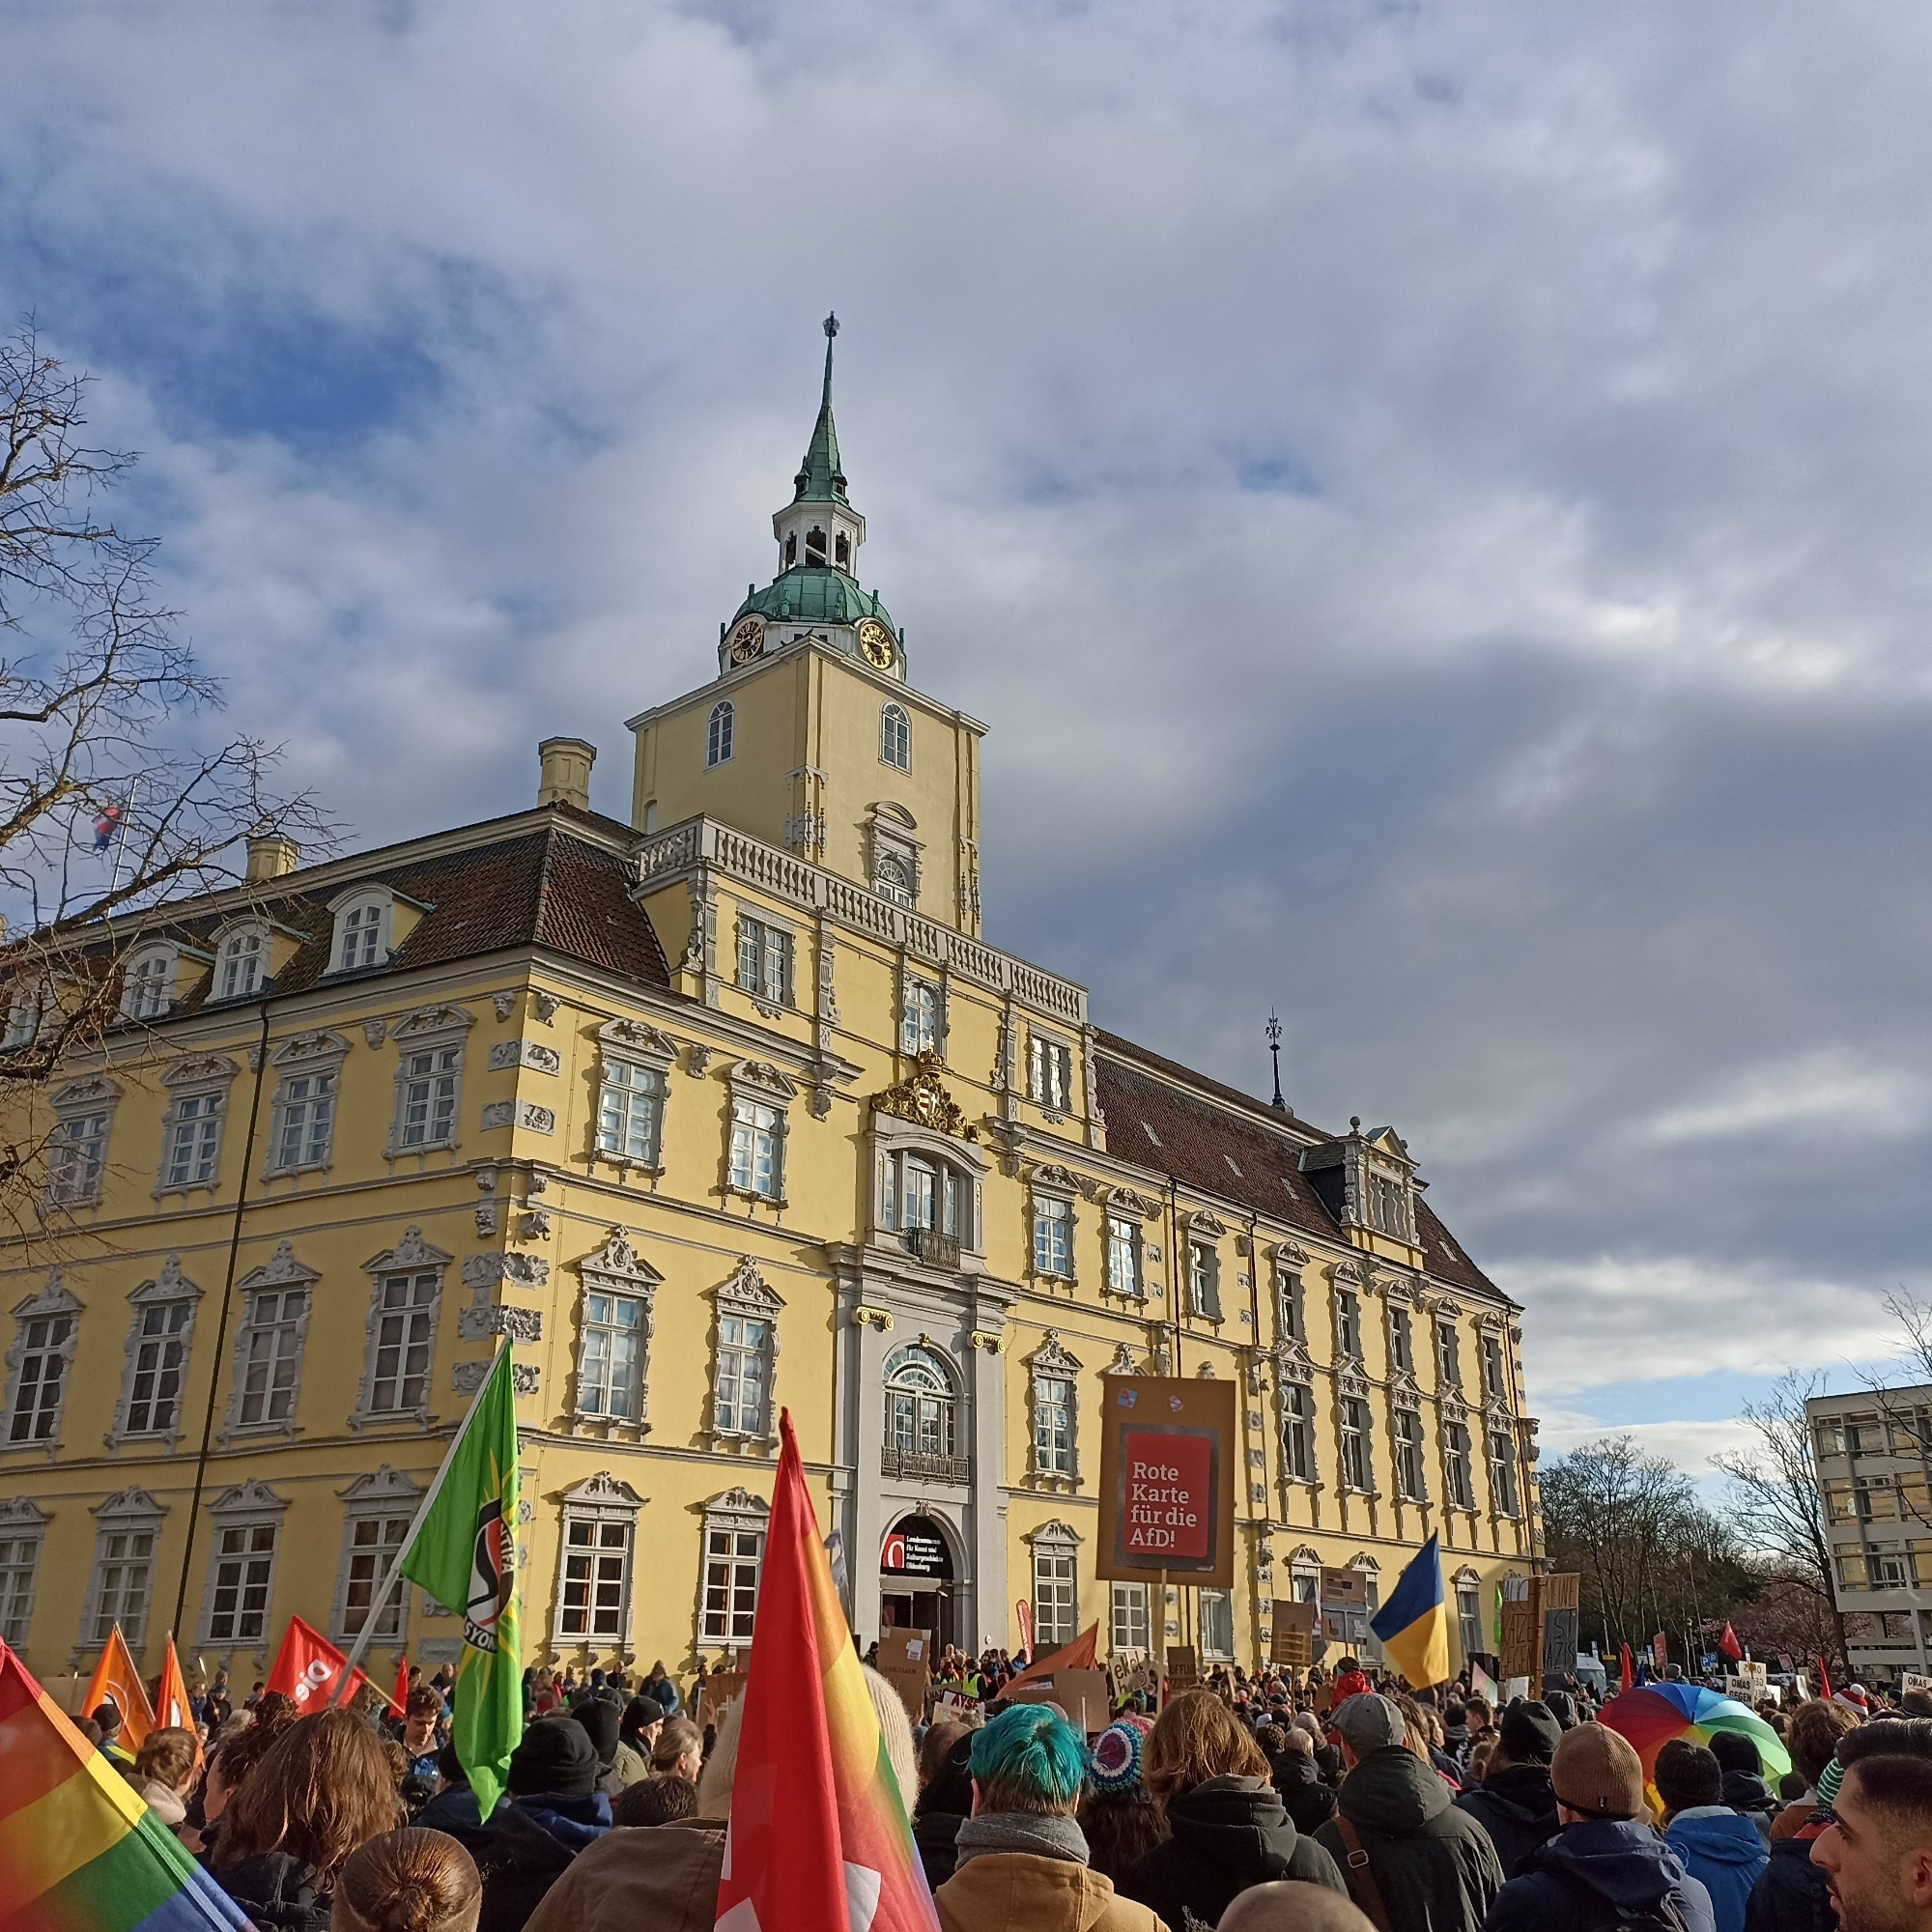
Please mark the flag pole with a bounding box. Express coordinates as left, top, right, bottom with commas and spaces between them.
330, 1337, 511, 1705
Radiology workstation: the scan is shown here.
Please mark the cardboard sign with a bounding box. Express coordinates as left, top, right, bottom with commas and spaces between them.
1320, 1568, 1369, 1607
1904, 1672, 1932, 1695
696, 1670, 746, 1728
1271, 1627, 1312, 1668
1501, 1600, 1541, 1683
1096, 1376, 1237, 1588
876, 1627, 931, 1720
1504, 1676, 1531, 1702
1053, 1668, 1113, 1734
1166, 1644, 1199, 1691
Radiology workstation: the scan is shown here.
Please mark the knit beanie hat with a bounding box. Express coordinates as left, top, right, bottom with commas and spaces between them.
507, 1716, 600, 1798
572, 1695, 621, 1770
1818, 1754, 1845, 1807
1088, 1720, 1148, 1795
1551, 1722, 1645, 1819
1497, 1700, 1563, 1766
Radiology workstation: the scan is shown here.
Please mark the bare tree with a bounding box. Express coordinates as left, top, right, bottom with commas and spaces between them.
1712, 1369, 1850, 1671
0, 320, 326, 1215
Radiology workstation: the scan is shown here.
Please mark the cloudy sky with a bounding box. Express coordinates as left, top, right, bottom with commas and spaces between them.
5, 1, 1929, 1470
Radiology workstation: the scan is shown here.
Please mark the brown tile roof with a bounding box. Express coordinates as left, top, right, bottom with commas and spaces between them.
140, 812, 668, 1014
1093, 1031, 1503, 1303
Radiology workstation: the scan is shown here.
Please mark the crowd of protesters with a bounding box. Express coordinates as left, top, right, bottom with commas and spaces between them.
71, 1642, 1932, 1932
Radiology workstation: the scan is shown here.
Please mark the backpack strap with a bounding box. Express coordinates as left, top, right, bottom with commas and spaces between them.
1332, 1818, 1396, 1932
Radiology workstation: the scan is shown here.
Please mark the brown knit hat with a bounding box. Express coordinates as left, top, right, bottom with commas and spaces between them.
1551, 1721, 1645, 1819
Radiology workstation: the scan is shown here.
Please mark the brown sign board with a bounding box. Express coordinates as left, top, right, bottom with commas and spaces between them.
1276, 1601, 1320, 1632
1320, 1568, 1369, 1608
876, 1627, 931, 1720
1540, 1574, 1580, 1612
696, 1670, 745, 1728
1272, 1627, 1312, 1668
1166, 1644, 1199, 1691
1096, 1376, 1237, 1589
1501, 1599, 1541, 1684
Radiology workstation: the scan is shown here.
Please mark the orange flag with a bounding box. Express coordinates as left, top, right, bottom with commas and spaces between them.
79, 1623, 155, 1750
155, 1636, 203, 1768
1005, 1622, 1099, 1692
394, 1656, 412, 1716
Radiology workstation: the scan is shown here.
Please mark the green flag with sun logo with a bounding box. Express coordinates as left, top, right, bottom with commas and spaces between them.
399, 1339, 523, 1815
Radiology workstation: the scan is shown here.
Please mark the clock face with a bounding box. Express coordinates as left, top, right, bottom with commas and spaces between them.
727, 617, 765, 665
857, 618, 895, 668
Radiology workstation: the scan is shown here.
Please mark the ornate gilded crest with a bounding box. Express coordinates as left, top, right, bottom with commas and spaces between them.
871, 1050, 977, 1140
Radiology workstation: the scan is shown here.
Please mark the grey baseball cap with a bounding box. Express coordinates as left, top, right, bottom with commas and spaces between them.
1333, 1693, 1407, 1755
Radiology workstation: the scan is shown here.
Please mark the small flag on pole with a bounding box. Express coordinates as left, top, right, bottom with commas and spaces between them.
92, 804, 123, 852
1719, 1621, 1744, 1663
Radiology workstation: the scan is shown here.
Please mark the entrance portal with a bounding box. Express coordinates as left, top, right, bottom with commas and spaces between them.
880, 1513, 956, 1655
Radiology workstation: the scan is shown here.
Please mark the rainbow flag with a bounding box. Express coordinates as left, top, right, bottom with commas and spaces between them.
0, 1639, 248, 1932
714, 1409, 936, 1932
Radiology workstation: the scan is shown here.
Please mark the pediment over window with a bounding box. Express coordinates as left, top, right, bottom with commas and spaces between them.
12, 1271, 81, 1321
872, 1052, 978, 1142
162, 1053, 239, 1089
1029, 1163, 1082, 1194
728, 1059, 797, 1100
94, 1486, 164, 1522
1186, 1211, 1229, 1238
717, 1257, 785, 1317
0, 1495, 48, 1526
871, 801, 916, 828
1029, 1330, 1082, 1376
579, 1228, 663, 1288
339, 1464, 423, 1506
1024, 1519, 1082, 1547
1106, 1186, 1160, 1220
130, 1257, 200, 1306
1289, 1545, 1321, 1565
1349, 1551, 1380, 1572
560, 1471, 645, 1509
1452, 1565, 1481, 1585
272, 1029, 353, 1065
51, 1074, 122, 1110
598, 1018, 680, 1065
391, 1003, 476, 1042
362, 1226, 453, 1274
702, 1487, 771, 1530
210, 1479, 289, 1516
236, 1240, 321, 1293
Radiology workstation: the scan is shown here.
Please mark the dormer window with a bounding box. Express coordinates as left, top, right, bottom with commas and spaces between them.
122, 946, 178, 1021
1, 981, 49, 1052
835, 532, 851, 569
805, 526, 827, 564
215, 926, 265, 1001
330, 894, 390, 974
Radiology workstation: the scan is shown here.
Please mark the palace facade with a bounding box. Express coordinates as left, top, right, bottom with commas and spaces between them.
0, 326, 1543, 1686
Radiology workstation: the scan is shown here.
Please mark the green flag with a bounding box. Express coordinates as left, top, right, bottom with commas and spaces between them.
399, 1339, 523, 1815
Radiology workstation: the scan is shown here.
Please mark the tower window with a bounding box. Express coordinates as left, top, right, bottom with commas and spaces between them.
784, 533, 797, 568
881, 703, 910, 772
707, 701, 734, 768
835, 532, 851, 568
806, 526, 827, 564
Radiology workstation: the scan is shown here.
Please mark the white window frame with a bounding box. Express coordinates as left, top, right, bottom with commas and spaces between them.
263, 1030, 351, 1179
880, 701, 911, 772
1278, 1375, 1317, 1486
121, 944, 179, 1021
711, 1259, 783, 1442
1200, 1587, 1236, 1661
1026, 1520, 1081, 1651
707, 699, 735, 768
1443, 1414, 1475, 1511
1187, 1238, 1222, 1321
699, 1487, 769, 1646
222, 1242, 319, 1440
3, 1272, 82, 1450
0, 1496, 48, 1646
1110, 1580, 1150, 1656
384, 1005, 474, 1158
574, 1229, 662, 1429
1335, 1287, 1363, 1360
1435, 1317, 1463, 1392
1276, 1258, 1306, 1343
330, 1464, 422, 1645
83, 1487, 164, 1650
1, 978, 50, 1051
1488, 1422, 1520, 1517
44, 1074, 121, 1209
1454, 1570, 1484, 1662
213, 923, 268, 1003
593, 1020, 677, 1171
199, 1480, 287, 1647
554, 1472, 643, 1649
900, 976, 942, 1058
1339, 1394, 1374, 1492
1480, 1330, 1509, 1402
1106, 1214, 1144, 1299
734, 915, 794, 1007
724, 1061, 794, 1204
1028, 1031, 1072, 1111
1028, 1331, 1081, 1484
355, 1227, 451, 1428
327, 889, 394, 976
156, 1053, 239, 1198
1394, 1404, 1427, 1501
1388, 1303, 1414, 1375
111, 1257, 201, 1449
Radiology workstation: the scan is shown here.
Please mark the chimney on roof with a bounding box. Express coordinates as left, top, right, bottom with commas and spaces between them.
246, 834, 299, 883
537, 736, 596, 813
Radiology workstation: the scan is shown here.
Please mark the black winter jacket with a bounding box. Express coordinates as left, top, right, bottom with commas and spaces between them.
1312, 1747, 1505, 1932
443, 1796, 601, 1932
1742, 1832, 1834, 1932
913, 1808, 966, 1892
1484, 1818, 1716, 1932
205, 1852, 333, 1932
1271, 1753, 1341, 1836
1121, 1776, 1347, 1932
1455, 1763, 1561, 1879
1721, 1771, 1779, 1847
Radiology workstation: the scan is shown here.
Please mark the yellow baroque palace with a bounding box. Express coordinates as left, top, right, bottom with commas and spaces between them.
0, 324, 1542, 1689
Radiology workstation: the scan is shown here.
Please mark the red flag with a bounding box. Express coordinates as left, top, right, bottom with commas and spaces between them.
267, 1615, 400, 1716
80, 1624, 156, 1750
394, 1656, 412, 1715
1618, 1643, 1634, 1694
1652, 1631, 1668, 1674
1719, 1621, 1744, 1662
1816, 1654, 1833, 1700
1005, 1623, 1099, 1694
715, 1411, 937, 1932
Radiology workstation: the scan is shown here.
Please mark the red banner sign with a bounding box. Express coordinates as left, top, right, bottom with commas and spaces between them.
1122, 1431, 1212, 1560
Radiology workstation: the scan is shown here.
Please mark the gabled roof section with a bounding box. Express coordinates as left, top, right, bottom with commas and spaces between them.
1093, 1031, 1504, 1303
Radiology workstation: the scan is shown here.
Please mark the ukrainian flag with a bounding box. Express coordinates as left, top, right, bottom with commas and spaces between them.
1370, 1533, 1451, 1688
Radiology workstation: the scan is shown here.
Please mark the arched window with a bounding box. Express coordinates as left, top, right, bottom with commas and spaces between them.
706, 701, 734, 768
122, 946, 178, 1021
884, 1345, 956, 1462
881, 703, 910, 772
783, 532, 798, 568
331, 895, 389, 974
805, 526, 828, 565
835, 532, 851, 569
874, 856, 914, 907
216, 926, 265, 1001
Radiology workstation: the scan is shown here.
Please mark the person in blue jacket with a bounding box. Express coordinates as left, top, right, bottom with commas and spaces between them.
1657, 1740, 1768, 1932
1484, 1723, 1715, 1932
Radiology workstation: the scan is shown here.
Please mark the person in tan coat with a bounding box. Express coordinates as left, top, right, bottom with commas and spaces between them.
933, 1704, 1161, 1932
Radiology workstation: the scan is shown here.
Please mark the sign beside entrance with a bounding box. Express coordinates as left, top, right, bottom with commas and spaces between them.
1096, 1375, 1236, 1589
877, 1625, 932, 1720
881, 1515, 953, 1579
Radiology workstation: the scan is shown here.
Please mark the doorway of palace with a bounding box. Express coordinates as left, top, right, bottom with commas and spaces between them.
880, 1512, 956, 1653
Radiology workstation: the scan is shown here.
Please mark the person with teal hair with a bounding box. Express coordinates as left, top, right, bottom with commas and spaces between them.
931, 1705, 1161, 1932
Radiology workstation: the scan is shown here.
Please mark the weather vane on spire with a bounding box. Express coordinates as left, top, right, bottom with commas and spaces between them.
1266, 1010, 1286, 1111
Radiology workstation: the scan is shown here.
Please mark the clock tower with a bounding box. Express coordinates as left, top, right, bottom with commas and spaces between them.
628, 320, 985, 934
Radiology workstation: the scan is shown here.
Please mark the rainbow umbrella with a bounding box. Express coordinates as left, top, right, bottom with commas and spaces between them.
1599, 1682, 1792, 1800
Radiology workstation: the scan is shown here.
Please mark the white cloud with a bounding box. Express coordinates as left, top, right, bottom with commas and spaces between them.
1645, 1050, 1927, 1145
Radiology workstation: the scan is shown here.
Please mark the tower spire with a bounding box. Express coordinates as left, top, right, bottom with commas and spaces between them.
794, 312, 847, 504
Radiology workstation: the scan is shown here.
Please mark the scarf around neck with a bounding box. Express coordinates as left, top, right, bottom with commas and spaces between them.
952, 1811, 1090, 1870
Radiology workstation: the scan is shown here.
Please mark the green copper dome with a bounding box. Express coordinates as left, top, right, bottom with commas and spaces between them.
730, 566, 895, 632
